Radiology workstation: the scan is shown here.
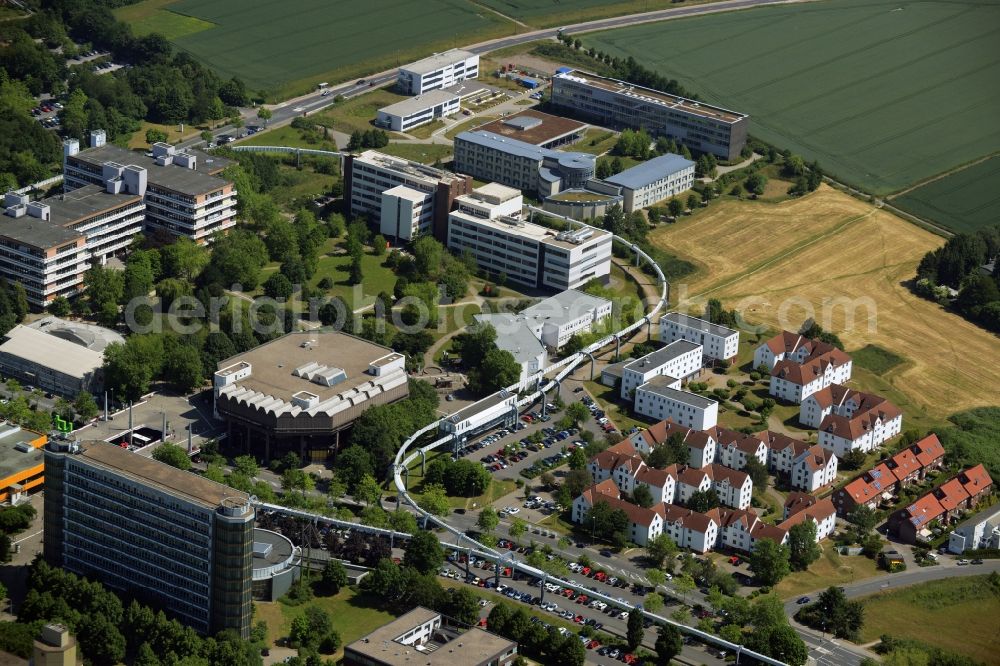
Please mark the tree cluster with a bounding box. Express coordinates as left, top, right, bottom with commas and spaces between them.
347, 129, 389, 151
795, 586, 864, 640
361, 557, 479, 625
915, 226, 1000, 333
19, 558, 263, 665
424, 456, 491, 497
452, 323, 522, 395
584, 501, 631, 548
487, 602, 586, 666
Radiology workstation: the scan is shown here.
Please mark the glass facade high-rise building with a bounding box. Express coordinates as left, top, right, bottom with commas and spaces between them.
43, 439, 254, 637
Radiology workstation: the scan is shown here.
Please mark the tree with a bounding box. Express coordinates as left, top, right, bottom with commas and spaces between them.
145, 128, 168, 145
73, 391, 99, 422
509, 517, 527, 541
335, 445, 374, 491
153, 442, 191, 470
200, 130, 213, 144
477, 507, 499, 534
565, 401, 590, 426
626, 608, 644, 650
668, 198, 684, 218
567, 447, 587, 470
585, 501, 630, 544
744, 457, 769, 488
749, 538, 791, 586
355, 473, 382, 506
633, 484, 654, 508
646, 533, 678, 568
655, 624, 683, 664
847, 505, 879, 538
447, 587, 481, 625
787, 520, 821, 570
162, 343, 203, 393
372, 234, 387, 256
474, 348, 521, 394
686, 488, 720, 513
745, 172, 768, 196
418, 484, 450, 516
263, 272, 294, 299
558, 633, 586, 666
764, 625, 809, 666
257, 107, 272, 126
321, 560, 348, 595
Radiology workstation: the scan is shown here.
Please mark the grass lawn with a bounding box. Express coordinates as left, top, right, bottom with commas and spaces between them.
127, 120, 204, 149
404, 119, 446, 140
268, 167, 340, 210
572, 128, 618, 156
890, 154, 1000, 234
857, 575, 1000, 663
446, 115, 498, 140
300, 241, 397, 311
850, 344, 906, 375
310, 88, 409, 135
585, 0, 1000, 196
773, 547, 880, 599
650, 185, 998, 423
476, 0, 718, 28
114, 0, 214, 40
431, 302, 483, 342
256, 587, 397, 658
379, 142, 453, 165
448, 479, 518, 510
239, 124, 339, 152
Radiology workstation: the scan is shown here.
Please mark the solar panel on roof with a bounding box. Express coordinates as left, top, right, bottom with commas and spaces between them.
871, 469, 882, 478
873, 481, 881, 490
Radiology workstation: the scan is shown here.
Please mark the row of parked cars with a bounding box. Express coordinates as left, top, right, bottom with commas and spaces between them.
581, 394, 618, 435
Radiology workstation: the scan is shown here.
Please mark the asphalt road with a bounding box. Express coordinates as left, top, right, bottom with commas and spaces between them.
177, 0, 811, 151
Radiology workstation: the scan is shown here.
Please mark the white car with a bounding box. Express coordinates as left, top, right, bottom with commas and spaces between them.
506, 507, 520, 514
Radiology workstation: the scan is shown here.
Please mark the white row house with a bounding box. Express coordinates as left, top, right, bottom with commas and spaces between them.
676, 464, 753, 510
759, 430, 838, 492
633, 379, 718, 430
571, 479, 666, 546
754, 330, 824, 371
817, 396, 903, 458
587, 440, 677, 504
709, 427, 768, 470
661, 505, 719, 554
770, 346, 853, 403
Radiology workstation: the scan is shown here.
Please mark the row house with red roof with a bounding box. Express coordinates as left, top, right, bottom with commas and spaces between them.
710, 426, 769, 470
757, 331, 852, 403
816, 399, 903, 459
571, 479, 667, 546
661, 505, 719, 553
890, 464, 993, 543
587, 440, 678, 504
832, 434, 946, 516
676, 463, 753, 510
759, 430, 839, 492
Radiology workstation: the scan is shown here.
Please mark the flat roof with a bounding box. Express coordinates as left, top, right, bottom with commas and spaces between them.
0, 215, 83, 250
457, 130, 595, 168
379, 89, 459, 118
251, 528, 294, 571
73, 439, 251, 511
0, 424, 44, 481
445, 390, 513, 425
442, 80, 497, 100
401, 49, 477, 75
474, 314, 545, 365
624, 339, 701, 373
383, 184, 432, 202
637, 378, 717, 408
555, 70, 747, 124
346, 607, 515, 666
473, 110, 587, 147
450, 208, 608, 251
70, 144, 234, 195
215, 332, 398, 403
662, 312, 737, 338
355, 149, 459, 183
604, 153, 695, 190
521, 289, 610, 326
28, 316, 124, 352
0, 325, 105, 380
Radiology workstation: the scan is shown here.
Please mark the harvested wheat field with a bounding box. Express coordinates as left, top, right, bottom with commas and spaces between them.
651, 185, 999, 421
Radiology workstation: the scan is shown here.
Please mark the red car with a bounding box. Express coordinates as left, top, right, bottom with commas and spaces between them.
574, 614, 584, 624
575, 595, 588, 604
729, 555, 741, 565
594, 572, 607, 582
581, 567, 591, 576
587, 640, 601, 650
478, 617, 487, 627
623, 654, 638, 664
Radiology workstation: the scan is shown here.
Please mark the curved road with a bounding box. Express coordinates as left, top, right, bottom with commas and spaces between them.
179, 0, 813, 150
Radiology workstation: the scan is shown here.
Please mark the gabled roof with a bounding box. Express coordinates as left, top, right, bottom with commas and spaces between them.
886, 447, 921, 482
635, 465, 677, 488
677, 466, 710, 488
763, 330, 809, 356
904, 493, 945, 528
778, 497, 835, 530
771, 346, 852, 385
958, 464, 992, 496
714, 507, 759, 531
784, 491, 817, 516
578, 479, 621, 505
911, 434, 945, 466
934, 478, 968, 512
649, 420, 715, 450
757, 430, 810, 456
662, 504, 717, 533
750, 522, 789, 543
794, 444, 835, 472
705, 463, 751, 488
589, 440, 639, 471
806, 383, 853, 409
708, 426, 766, 455
819, 391, 901, 441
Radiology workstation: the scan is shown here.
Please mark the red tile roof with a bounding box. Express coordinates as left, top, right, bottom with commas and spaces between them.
903, 493, 945, 529
705, 463, 750, 488
661, 504, 717, 533
771, 346, 851, 386
958, 464, 992, 496
589, 441, 640, 471
934, 478, 968, 512
677, 466, 710, 488
784, 491, 817, 516
764, 330, 809, 356
635, 465, 677, 488
579, 479, 620, 505
886, 447, 922, 483
796, 444, 835, 472
779, 497, 835, 531
708, 426, 766, 456
758, 430, 811, 456
819, 391, 901, 441
806, 383, 853, 410
911, 434, 945, 467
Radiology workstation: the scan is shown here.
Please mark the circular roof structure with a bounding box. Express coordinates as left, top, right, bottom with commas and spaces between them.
252, 528, 298, 580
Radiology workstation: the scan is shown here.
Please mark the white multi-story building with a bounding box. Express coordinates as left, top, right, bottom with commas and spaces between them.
447, 185, 612, 290
709, 427, 768, 470
660, 504, 719, 554
603, 153, 695, 212
397, 49, 479, 96
818, 400, 903, 458
376, 90, 461, 132
453, 130, 597, 198
660, 312, 739, 363
620, 339, 702, 399
769, 345, 853, 403
346, 149, 472, 243
790, 445, 838, 492
379, 185, 434, 241
517, 289, 612, 349
570, 480, 665, 546
0, 186, 144, 307
634, 378, 718, 430
677, 464, 752, 510
63, 133, 236, 244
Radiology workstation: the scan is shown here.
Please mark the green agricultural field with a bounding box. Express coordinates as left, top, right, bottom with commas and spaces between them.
477, 0, 697, 27
584, 0, 1000, 196
122, 0, 511, 97
115, 0, 214, 40
890, 156, 1000, 234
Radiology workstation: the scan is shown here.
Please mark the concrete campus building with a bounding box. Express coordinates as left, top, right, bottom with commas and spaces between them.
453, 130, 596, 198
0, 316, 122, 396
345, 150, 473, 243
344, 606, 517, 666
618, 339, 704, 400
396, 49, 479, 96
376, 89, 461, 132
63, 131, 237, 244
471, 109, 588, 150
213, 332, 410, 463
43, 439, 255, 637
948, 503, 1000, 554
603, 152, 695, 212
660, 312, 739, 363
0, 424, 46, 505
447, 183, 612, 290
0, 185, 144, 308
634, 376, 719, 430
550, 70, 749, 161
